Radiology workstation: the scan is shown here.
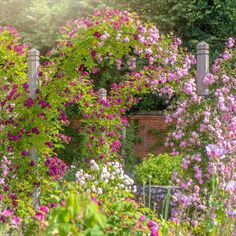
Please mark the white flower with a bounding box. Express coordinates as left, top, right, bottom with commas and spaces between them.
119, 184, 124, 188
84, 174, 90, 179
91, 185, 97, 193
115, 169, 121, 174
90, 160, 96, 165
124, 36, 130, 43
145, 48, 153, 56
123, 180, 130, 186
86, 189, 91, 193
91, 165, 99, 171
102, 167, 108, 174
97, 188, 103, 194
110, 175, 115, 180
0, 178, 5, 185
116, 33, 121, 41
133, 187, 137, 193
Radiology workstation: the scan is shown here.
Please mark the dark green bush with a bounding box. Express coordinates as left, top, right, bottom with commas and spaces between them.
133, 153, 183, 186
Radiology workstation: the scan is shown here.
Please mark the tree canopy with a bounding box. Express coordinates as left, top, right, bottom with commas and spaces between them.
129, 0, 236, 59
0, 0, 235, 58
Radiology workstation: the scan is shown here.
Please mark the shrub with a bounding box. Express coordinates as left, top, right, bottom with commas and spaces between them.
39, 181, 158, 235
133, 153, 183, 186
165, 37, 236, 229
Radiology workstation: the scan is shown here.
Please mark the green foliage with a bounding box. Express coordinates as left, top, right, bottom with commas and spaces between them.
1, 0, 235, 60
0, 27, 27, 84
45, 184, 107, 236
128, 0, 236, 60
128, 92, 170, 114
0, 0, 127, 54
123, 118, 142, 173
134, 153, 183, 186
39, 179, 157, 235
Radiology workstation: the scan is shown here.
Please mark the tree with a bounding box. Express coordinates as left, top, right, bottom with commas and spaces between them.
128, 0, 236, 59
0, 0, 127, 54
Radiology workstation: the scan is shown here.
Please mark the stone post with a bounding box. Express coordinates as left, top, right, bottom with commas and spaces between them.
121, 126, 126, 156
98, 88, 107, 102
28, 48, 40, 208
28, 49, 40, 98
196, 41, 209, 96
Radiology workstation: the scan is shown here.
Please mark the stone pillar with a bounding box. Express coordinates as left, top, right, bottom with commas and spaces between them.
121, 126, 126, 156
28, 49, 40, 98
98, 88, 107, 102
28, 48, 40, 208
196, 41, 209, 96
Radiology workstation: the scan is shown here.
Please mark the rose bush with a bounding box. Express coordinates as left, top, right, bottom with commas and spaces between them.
1, 7, 235, 236
42, 9, 194, 164
165, 37, 236, 233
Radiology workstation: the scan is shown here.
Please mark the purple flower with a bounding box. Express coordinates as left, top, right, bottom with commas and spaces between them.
111, 140, 121, 152
45, 142, 54, 148
22, 83, 29, 91
3, 185, 9, 192
39, 100, 50, 108
150, 226, 159, 236
30, 160, 36, 166
147, 220, 159, 236
99, 153, 105, 159
147, 220, 158, 228
225, 180, 236, 192
0, 216, 6, 223
7, 132, 18, 141
21, 150, 29, 157
24, 98, 34, 108
11, 216, 21, 225
98, 136, 105, 144
226, 37, 235, 48
32, 127, 40, 135
94, 32, 101, 38
107, 114, 113, 120
206, 144, 227, 159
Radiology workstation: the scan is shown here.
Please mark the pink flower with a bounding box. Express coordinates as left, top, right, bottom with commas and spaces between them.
35, 212, 45, 220
206, 144, 227, 159
60, 200, 66, 207
139, 215, 145, 222
3, 209, 13, 217
150, 226, 159, 236
147, 220, 158, 228
11, 216, 21, 225
226, 37, 235, 48
39, 206, 49, 214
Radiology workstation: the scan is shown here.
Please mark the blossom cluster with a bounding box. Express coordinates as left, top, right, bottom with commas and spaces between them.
44, 157, 67, 180
75, 160, 137, 196
166, 37, 236, 224
44, 8, 195, 163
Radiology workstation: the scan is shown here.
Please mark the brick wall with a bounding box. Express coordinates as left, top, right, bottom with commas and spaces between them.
129, 112, 172, 159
